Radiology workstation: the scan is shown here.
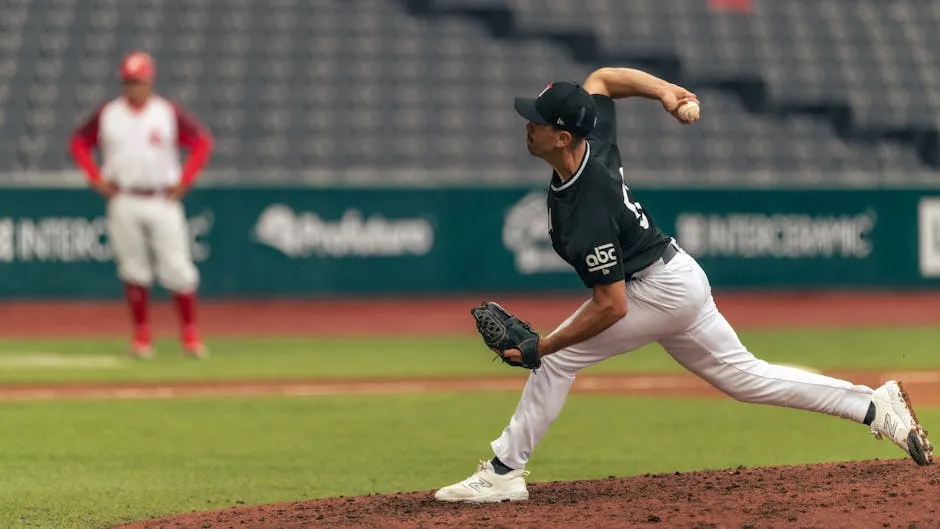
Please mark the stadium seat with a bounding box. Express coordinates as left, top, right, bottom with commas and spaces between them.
0, 0, 934, 183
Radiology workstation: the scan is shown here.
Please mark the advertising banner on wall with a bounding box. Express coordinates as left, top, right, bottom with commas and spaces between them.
0, 186, 937, 298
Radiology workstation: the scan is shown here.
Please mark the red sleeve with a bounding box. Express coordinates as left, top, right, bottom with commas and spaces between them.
173, 102, 213, 186
69, 106, 104, 183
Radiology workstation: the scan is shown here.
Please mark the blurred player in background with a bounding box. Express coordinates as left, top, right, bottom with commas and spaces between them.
68, 51, 213, 359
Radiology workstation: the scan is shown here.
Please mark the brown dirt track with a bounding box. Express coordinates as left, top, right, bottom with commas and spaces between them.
2, 293, 939, 529
1, 291, 939, 338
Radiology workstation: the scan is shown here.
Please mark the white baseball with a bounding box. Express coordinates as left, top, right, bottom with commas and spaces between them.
677, 101, 700, 121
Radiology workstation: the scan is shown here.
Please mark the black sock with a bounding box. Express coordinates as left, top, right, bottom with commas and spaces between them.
491, 456, 514, 475
863, 401, 876, 426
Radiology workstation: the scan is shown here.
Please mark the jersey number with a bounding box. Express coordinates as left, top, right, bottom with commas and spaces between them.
619, 168, 649, 229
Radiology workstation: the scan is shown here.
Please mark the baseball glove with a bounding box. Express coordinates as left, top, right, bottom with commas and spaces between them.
470, 301, 541, 370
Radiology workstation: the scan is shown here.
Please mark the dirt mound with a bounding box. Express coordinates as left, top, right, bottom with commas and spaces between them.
119, 459, 938, 529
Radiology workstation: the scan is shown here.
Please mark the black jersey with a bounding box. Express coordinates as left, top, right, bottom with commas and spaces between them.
547, 94, 672, 288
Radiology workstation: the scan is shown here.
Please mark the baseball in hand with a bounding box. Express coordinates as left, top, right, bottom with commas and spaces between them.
677, 101, 700, 122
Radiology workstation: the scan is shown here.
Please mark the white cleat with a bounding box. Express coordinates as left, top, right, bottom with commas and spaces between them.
433, 460, 530, 503
869, 380, 933, 466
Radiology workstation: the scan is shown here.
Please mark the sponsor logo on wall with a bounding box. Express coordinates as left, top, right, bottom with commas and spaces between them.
503, 192, 569, 274
253, 204, 434, 258
917, 198, 940, 277
675, 211, 876, 259
187, 210, 214, 262
0, 211, 214, 263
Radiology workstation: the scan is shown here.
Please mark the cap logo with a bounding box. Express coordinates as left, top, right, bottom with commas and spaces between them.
556, 118, 565, 125
126, 55, 144, 70
538, 83, 552, 98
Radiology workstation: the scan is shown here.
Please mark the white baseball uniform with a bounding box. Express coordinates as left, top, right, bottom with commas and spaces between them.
490, 247, 874, 469
491, 91, 874, 470
435, 82, 930, 504
70, 95, 211, 293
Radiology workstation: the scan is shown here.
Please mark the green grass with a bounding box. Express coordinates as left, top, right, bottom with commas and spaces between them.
0, 326, 938, 384
1, 327, 937, 528
1, 393, 936, 529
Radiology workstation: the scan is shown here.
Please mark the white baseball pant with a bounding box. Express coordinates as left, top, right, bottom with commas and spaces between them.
106, 193, 199, 293
490, 247, 875, 470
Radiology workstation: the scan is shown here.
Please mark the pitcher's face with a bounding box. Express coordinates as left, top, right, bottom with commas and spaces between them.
526, 121, 569, 158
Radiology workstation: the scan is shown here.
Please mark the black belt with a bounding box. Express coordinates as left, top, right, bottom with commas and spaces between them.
117, 187, 171, 197
626, 241, 680, 282
661, 241, 679, 265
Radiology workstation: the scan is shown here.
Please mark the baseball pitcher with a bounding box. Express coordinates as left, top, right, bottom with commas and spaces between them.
434, 67, 933, 503
69, 51, 213, 359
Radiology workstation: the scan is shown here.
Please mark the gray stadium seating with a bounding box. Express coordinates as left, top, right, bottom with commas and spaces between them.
0, 0, 935, 183
430, 0, 940, 176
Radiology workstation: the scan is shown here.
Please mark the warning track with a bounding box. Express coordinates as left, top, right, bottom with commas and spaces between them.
1, 291, 939, 338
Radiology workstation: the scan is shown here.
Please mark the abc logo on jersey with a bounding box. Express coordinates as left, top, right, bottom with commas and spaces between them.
585, 243, 617, 273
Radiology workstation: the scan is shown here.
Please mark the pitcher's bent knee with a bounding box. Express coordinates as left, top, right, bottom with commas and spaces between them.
537, 351, 582, 379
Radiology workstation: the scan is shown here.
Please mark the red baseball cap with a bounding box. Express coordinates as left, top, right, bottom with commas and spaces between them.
119, 51, 155, 82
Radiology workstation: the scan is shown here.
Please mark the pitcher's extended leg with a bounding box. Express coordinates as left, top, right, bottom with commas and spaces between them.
660, 294, 932, 465
660, 297, 873, 421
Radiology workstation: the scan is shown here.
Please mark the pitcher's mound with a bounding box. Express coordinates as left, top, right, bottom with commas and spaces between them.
119, 459, 937, 529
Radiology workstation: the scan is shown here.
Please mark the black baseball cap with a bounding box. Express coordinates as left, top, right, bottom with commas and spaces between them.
514, 81, 598, 137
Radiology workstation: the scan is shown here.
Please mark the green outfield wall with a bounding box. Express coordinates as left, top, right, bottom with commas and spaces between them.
1, 186, 939, 298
